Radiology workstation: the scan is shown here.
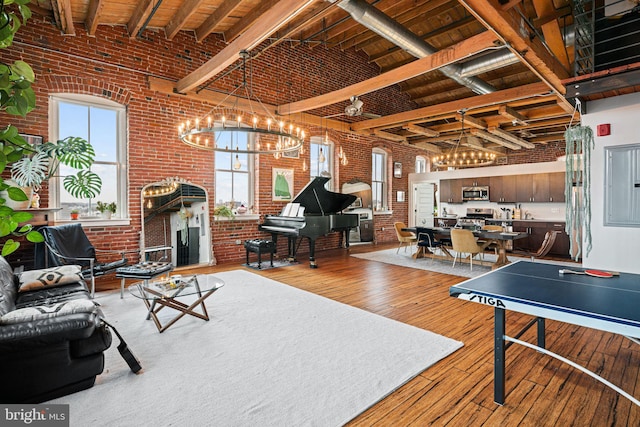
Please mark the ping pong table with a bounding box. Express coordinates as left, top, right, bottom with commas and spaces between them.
449, 260, 640, 406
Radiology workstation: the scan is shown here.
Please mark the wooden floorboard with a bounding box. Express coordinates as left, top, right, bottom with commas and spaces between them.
95, 243, 639, 426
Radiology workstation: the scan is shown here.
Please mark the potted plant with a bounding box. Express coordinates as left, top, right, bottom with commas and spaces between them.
96, 201, 116, 219
70, 209, 80, 220
213, 205, 235, 220
0, 1, 102, 256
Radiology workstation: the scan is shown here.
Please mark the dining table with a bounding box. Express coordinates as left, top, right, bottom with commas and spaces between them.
406, 227, 529, 270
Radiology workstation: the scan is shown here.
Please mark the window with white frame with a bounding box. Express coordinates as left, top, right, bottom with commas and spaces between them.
372, 148, 387, 211
50, 94, 127, 220
214, 128, 253, 210
310, 136, 333, 189
416, 155, 427, 173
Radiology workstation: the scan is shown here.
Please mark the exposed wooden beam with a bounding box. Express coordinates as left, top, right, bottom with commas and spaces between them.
470, 129, 522, 149
195, 0, 243, 42
454, 113, 487, 130
460, 0, 569, 94
224, 0, 279, 44
487, 126, 535, 148
498, 105, 528, 125
351, 82, 551, 132
165, 0, 207, 40
402, 124, 439, 137
408, 141, 443, 153
127, 0, 157, 38
374, 130, 407, 142
85, 0, 105, 36
176, 0, 316, 94
277, 31, 498, 115
52, 0, 75, 35
148, 76, 346, 132
532, 5, 572, 28
284, 3, 339, 47
531, 0, 571, 70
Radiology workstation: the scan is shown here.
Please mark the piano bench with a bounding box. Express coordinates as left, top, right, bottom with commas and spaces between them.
244, 239, 276, 269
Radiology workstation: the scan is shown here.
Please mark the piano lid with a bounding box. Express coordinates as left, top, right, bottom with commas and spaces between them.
292, 177, 357, 215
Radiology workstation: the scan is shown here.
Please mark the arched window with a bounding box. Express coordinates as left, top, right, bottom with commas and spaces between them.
415, 156, 427, 173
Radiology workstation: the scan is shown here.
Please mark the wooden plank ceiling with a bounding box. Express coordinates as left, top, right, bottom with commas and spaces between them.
34, 0, 584, 157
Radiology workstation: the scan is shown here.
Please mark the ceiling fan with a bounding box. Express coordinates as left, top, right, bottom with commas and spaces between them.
323, 96, 381, 119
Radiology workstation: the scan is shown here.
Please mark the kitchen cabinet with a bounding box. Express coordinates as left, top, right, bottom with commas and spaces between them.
489, 176, 516, 203
461, 177, 489, 187
516, 174, 533, 202
439, 179, 463, 203
548, 172, 565, 202
516, 173, 566, 203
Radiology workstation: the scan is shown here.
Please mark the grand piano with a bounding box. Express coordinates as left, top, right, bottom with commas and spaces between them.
259, 176, 359, 268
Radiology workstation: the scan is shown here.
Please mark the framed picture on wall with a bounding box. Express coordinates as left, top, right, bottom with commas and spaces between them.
282, 149, 299, 159
394, 162, 402, 178
19, 134, 43, 146
272, 168, 294, 201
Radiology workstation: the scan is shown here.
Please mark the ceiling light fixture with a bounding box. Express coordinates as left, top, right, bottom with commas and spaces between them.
432, 110, 496, 169
178, 50, 305, 158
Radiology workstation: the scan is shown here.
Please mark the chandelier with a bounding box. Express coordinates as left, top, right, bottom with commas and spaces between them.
432, 110, 495, 169
178, 50, 305, 158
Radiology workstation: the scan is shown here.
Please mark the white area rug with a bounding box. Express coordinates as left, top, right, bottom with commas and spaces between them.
50, 270, 463, 426
351, 248, 578, 278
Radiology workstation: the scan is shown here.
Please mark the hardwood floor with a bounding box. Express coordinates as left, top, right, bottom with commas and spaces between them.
97, 244, 639, 426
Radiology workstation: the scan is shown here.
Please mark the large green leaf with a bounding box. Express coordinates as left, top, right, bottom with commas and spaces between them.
46, 137, 96, 170
10, 151, 49, 187
11, 61, 35, 83
1, 240, 20, 257
6, 186, 28, 201
26, 229, 43, 243
63, 170, 102, 199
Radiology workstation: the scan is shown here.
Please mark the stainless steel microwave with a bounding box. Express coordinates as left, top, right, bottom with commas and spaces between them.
462, 186, 489, 201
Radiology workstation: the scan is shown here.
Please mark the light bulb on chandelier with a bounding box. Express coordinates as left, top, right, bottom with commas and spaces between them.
432, 110, 496, 169
177, 50, 306, 158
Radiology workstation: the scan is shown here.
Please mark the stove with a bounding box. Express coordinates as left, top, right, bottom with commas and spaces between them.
457, 208, 494, 228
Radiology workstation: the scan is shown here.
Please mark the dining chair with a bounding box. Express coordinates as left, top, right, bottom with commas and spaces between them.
451, 228, 491, 271
415, 227, 444, 262
394, 222, 417, 253
528, 230, 561, 261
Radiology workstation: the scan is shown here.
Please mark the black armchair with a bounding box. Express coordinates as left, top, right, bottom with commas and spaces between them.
415, 227, 444, 262
36, 223, 138, 297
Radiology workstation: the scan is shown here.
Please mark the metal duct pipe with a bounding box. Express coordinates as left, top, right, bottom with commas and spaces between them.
458, 49, 520, 78
333, 0, 496, 95
459, 25, 576, 78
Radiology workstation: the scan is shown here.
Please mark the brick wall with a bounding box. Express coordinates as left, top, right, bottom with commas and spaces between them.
1, 16, 541, 267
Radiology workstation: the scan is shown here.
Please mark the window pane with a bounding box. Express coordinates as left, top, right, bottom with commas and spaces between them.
59, 102, 88, 140
215, 171, 233, 206
233, 173, 249, 206
90, 107, 117, 161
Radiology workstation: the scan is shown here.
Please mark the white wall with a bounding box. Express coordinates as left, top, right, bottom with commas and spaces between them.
580, 91, 640, 273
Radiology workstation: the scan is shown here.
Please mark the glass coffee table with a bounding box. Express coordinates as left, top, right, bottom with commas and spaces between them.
128, 275, 224, 333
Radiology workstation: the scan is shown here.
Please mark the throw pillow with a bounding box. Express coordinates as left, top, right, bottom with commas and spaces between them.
0, 299, 97, 325
18, 265, 83, 292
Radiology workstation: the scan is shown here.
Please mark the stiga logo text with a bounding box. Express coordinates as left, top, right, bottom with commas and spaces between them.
469, 294, 506, 308
2, 405, 69, 426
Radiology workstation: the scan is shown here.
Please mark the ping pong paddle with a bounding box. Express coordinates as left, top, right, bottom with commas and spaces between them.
559, 269, 619, 278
